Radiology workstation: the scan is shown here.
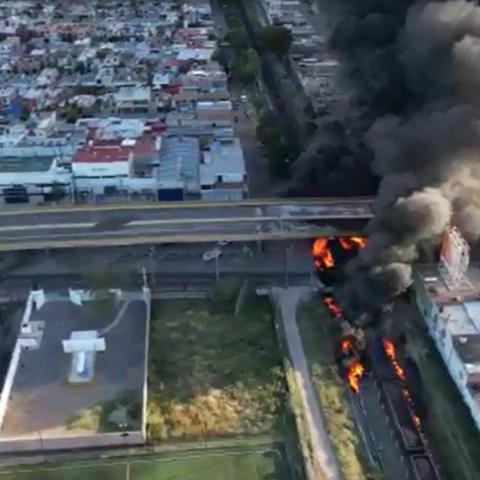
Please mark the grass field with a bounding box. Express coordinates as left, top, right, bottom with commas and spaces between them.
147, 291, 286, 441
0, 446, 288, 480
148, 288, 285, 440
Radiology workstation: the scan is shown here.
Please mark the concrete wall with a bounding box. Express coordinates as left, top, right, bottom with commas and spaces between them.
201, 188, 244, 201
0, 288, 151, 453
0, 343, 22, 431
0, 431, 144, 453
0, 290, 39, 430
141, 286, 151, 439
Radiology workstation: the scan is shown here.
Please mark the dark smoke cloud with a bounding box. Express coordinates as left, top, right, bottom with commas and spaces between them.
306, 0, 480, 313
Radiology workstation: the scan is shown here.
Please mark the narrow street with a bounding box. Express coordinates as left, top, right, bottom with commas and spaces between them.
209, 0, 273, 196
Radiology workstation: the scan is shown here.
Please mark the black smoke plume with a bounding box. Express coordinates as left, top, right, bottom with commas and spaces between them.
304, 0, 480, 312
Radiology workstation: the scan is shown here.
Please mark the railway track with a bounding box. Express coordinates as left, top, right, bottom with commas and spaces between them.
367, 336, 442, 480
321, 292, 442, 480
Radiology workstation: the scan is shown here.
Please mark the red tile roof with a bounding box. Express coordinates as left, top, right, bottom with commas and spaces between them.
73, 135, 159, 163
73, 143, 130, 163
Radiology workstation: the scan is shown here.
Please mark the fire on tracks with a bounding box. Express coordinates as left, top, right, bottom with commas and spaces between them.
321, 293, 442, 480
312, 236, 366, 272
312, 237, 441, 478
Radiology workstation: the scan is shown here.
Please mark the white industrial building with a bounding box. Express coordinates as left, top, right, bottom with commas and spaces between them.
413, 228, 480, 432
73, 136, 160, 200
0, 157, 72, 205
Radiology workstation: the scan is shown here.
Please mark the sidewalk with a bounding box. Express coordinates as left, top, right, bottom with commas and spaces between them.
273, 287, 341, 480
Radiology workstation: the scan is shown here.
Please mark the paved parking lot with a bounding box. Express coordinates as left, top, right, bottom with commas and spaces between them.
2, 297, 147, 438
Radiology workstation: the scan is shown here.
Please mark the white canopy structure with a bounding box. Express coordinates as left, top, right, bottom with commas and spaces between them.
62, 331, 105, 384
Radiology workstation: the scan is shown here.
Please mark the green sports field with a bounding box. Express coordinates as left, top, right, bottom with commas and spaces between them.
0, 446, 289, 480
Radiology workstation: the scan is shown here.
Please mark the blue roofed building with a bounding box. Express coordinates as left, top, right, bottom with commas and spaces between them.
157, 135, 200, 200
200, 136, 247, 201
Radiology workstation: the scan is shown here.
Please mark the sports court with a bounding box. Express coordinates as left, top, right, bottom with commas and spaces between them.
0, 446, 290, 480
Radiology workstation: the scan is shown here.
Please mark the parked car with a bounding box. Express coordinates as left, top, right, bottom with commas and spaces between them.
202, 248, 222, 262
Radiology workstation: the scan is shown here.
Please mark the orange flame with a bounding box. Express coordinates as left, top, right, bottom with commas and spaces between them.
312, 238, 335, 270
383, 338, 422, 428
347, 361, 365, 393
412, 413, 422, 429
323, 296, 342, 318
341, 338, 351, 352
339, 236, 367, 250
382, 338, 405, 380
401, 388, 422, 428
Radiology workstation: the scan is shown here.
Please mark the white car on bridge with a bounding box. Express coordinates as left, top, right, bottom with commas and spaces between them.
202, 248, 222, 262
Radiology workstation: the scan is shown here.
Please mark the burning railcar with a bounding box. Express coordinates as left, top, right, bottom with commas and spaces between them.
321, 295, 440, 479
312, 236, 367, 286
322, 294, 368, 393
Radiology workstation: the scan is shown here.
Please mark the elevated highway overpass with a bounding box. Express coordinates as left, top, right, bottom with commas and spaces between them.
0, 198, 374, 251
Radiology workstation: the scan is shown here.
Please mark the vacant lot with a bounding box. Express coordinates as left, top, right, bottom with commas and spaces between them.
147, 293, 286, 441
0, 446, 289, 480
297, 299, 373, 480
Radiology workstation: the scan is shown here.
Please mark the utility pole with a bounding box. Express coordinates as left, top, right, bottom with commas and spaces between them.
149, 246, 156, 287
214, 254, 220, 282
255, 224, 262, 253
284, 245, 291, 288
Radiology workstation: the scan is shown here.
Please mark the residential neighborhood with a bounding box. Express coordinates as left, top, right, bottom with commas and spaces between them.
258, 0, 346, 114
0, 0, 247, 204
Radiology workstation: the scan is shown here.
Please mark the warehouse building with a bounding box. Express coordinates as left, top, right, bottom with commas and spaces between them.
0, 156, 72, 205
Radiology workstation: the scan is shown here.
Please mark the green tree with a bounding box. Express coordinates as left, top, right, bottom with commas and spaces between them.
225, 11, 242, 29
259, 25, 292, 57
49, 182, 67, 201
233, 49, 259, 85
19, 105, 31, 122
65, 104, 82, 124
225, 28, 248, 53
256, 110, 293, 178
15, 24, 34, 44
96, 49, 107, 61
74, 62, 87, 75
212, 47, 231, 73
208, 278, 243, 314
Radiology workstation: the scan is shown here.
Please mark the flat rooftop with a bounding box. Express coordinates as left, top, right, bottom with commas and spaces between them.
0, 156, 54, 173
416, 263, 480, 306
1, 296, 147, 438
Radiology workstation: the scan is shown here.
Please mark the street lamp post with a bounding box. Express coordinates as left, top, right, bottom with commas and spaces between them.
149, 246, 156, 286
214, 253, 220, 282
284, 245, 292, 288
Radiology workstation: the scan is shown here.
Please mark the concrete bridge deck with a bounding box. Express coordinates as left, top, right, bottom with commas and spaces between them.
0, 198, 373, 250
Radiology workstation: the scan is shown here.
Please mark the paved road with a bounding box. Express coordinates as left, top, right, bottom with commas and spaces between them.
0, 199, 373, 250
5, 241, 314, 275
273, 287, 342, 480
